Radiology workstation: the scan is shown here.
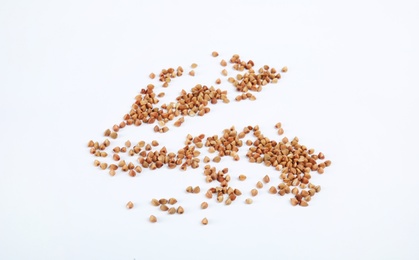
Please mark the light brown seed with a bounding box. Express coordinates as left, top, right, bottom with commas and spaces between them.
149, 215, 157, 223
263, 175, 270, 183
118, 160, 126, 167
212, 51, 219, 57
225, 198, 232, 205
151, 199, 160, 206
213, 156, 221, 163
113, 154, 120, 161
177, 206, 184, 214
234, 189, 242, 196
135, 166, 142, 173
186, 186, 193, 193
94, 160, 100, 167
128, 169, 136, 177
251, 189, 258, 196
193, 186, 201, 194
202, 218, 208, 225
318, 152, 325, 160
300, 200, 308, 207
281, 66, 288, 73
128, 162, 134, 170
149, 73, 155, 79
110, 132, 118, 139
278, 128, 284, 135
159, 198, 167, 204
100, 162, 108, 170
324, 160, 332, 167
221, 69, 228, 76
245, 198, 253, 204
203, 156, 210, 163
256, 181, 263, 189
160, 204, 168, 211
191, 63, 198, 68
290, 198, 299, 206
189, 70, 195, 76
301, 190, 309, 198
201, 202, 208, 209
275, 122, 282, 129
269, 186, 277, 194
126, 201, 134, 209
168, 198, 177, 205
104, 129, 111, 136
88, 140, 94, 147
125, 140, 131, 148
205, 190, 213, 199
220, 60, 227, 66
239, 174, 247, 181
217, 195, 223, 202
309, 188, 316, 196
168, 207, 176, 214
151, 140, 159, 146
215, 78, 221, 84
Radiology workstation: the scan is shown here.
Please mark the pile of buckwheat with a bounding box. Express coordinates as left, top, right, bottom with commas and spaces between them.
87, 52, 331, 225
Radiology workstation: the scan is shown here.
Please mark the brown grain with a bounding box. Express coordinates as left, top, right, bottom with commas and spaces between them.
177, 206, 184, 214
269, 186, 277, 194
126, 201, 134, 209
149, 215, 157, 223
251, 189, 258, 196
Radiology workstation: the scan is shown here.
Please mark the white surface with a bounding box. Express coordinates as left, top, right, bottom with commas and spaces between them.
1, 0, 419, 259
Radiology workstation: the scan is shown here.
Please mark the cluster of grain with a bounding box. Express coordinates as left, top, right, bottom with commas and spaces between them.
87, 51, 331, 224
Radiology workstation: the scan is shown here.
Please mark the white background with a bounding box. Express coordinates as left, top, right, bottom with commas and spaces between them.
1, 0, 418, 259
